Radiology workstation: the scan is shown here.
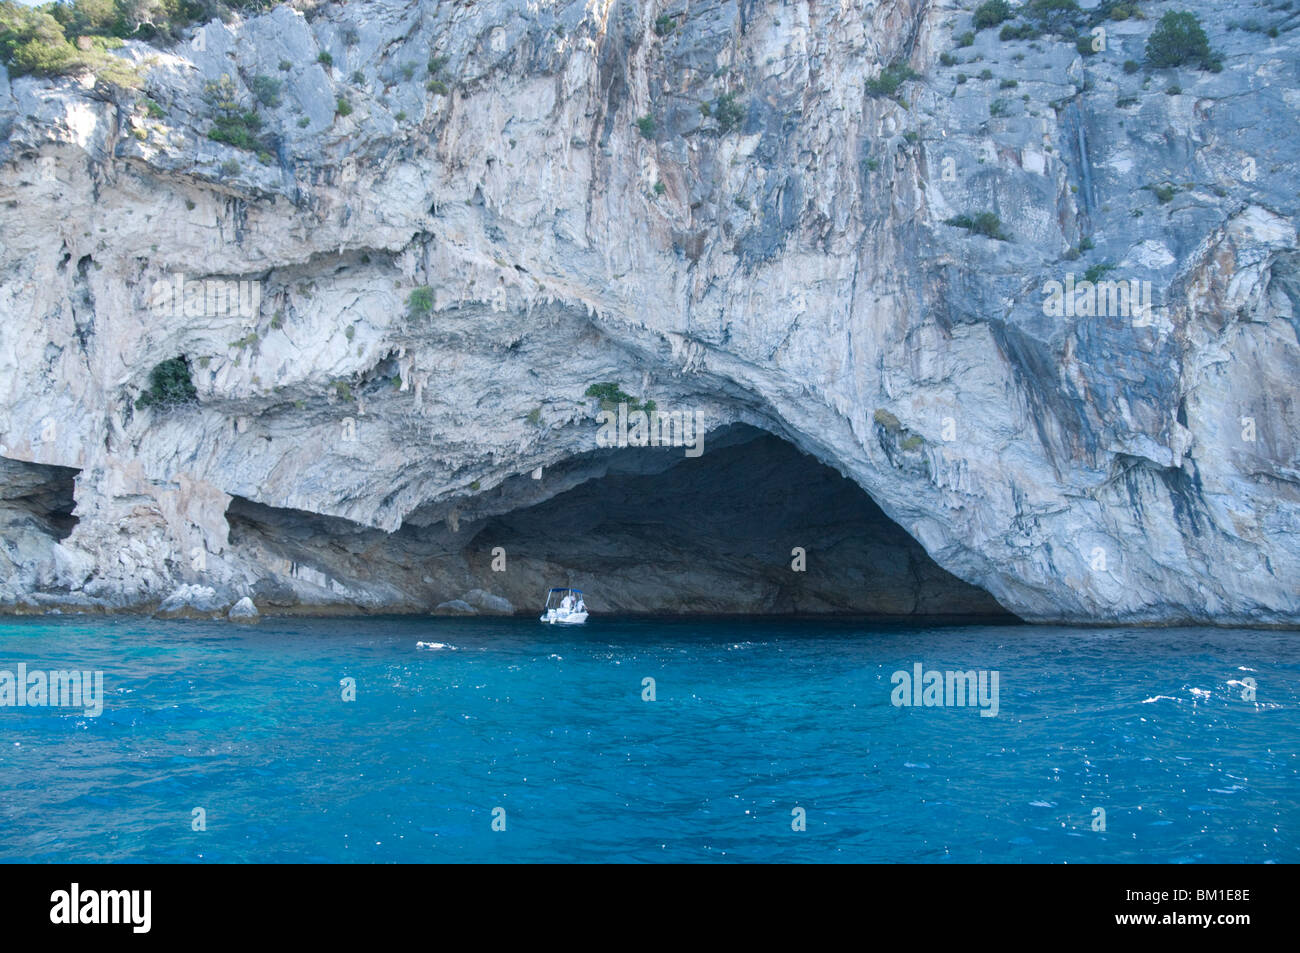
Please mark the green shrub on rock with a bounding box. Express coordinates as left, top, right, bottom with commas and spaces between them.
407, 286, 434, 318
136, 357, 198, 410
973, 0, 1013, 30
945, 211, 1010, 240
0, 0, 139, 85
1145, 11, 1220, 70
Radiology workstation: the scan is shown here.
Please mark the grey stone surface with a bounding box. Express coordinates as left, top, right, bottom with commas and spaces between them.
433, 599, 476, 615
228, 595, 260, 620
156, 584, 230, 618
0, 0, 1296, 624
462, 589, 514, 614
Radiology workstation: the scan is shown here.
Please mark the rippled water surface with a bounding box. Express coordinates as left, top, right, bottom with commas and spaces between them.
0, 615, 1295, 862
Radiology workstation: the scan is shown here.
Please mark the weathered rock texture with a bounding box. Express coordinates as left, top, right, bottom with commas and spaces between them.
0, 0, 1297, 623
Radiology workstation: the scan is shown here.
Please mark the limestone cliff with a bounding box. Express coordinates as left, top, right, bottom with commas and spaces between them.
0, 0, 1297, 623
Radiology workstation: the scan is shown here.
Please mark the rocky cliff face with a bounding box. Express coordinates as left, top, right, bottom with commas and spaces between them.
0, 0, 1296, 623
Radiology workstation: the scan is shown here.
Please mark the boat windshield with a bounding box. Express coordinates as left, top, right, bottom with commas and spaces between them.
545, 588, 583, 609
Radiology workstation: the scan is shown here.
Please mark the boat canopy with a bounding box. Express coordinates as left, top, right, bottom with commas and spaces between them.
541, 586, 589, 623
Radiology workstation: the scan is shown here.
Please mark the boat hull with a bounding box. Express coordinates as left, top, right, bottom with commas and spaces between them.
539, 609, 588, 625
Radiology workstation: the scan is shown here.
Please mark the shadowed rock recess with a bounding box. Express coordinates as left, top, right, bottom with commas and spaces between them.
0, 0, 1296, 623
223, 426, 1013, 616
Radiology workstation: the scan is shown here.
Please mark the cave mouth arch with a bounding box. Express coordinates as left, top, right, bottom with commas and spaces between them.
467, 425, 1016, 619
226, 425, 1017, 621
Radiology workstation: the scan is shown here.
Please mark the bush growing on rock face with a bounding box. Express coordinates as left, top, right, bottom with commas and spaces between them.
872, 408, 902, 431
2, 0, 277, 70
865, 63, 917, 100
1146, 11, 1220, 70
585, 381, 634, 405
1082, 262, 1115, 283
1098, 1, 1143, 22
203, 75, 272, 153
973, 0, 1013, 30
425, 53, 452, 94
945, 211, 1010, 240
636, 114, 656, 138
999, 22, 1037, 41
713, 92, 745, 132
585, 381, 652, 412
1026, 0, 1083, 34
0, 0, 139, 85
136, 357, 197, 410
407, 286, 434, 318
251, 74, 282, 108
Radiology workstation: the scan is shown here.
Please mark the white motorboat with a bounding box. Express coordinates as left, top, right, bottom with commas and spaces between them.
540, 587, 588, 625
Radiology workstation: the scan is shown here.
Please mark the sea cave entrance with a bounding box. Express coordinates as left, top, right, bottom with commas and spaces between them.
466, 425, 1015, 619
227, 424, 1016, 620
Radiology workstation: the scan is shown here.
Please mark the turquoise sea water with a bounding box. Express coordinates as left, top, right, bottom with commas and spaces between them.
0, 615, 1295, 863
